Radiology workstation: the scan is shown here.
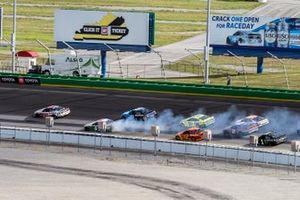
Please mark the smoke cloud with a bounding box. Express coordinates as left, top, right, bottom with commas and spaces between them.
112, 109, 184, 133
211, 106, 246, 131
111, 106, 300, 138
263, 108, 300, 137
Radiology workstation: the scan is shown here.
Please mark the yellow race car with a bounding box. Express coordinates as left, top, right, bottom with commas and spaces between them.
180, 114, 215, 128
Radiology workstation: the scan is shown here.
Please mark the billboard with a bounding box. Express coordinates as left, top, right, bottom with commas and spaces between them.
210, 15, 300, 58
55, 10, 155, 52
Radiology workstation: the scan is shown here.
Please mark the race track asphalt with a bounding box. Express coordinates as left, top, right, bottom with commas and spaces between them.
1, 83, 300, 120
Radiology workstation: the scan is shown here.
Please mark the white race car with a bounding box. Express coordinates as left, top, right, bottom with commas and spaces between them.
33, 105, 70, 118
240, 115, 269, 127
84, 118, 114, 132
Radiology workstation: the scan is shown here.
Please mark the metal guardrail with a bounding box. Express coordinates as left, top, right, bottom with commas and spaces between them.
0, 126, 299, 168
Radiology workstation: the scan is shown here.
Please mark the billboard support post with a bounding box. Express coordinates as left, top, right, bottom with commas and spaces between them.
204, 0, 211, 84
100, 51, 107, 78
257, 57, 264, 74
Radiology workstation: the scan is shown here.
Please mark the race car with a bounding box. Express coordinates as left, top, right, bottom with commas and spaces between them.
240, 115, 269, 127
180, 114, 215, 128
223, 120, 259, 138
84, 118, 114, 132
226, 31, 263, 46
121, 107, 157, 121
33, 105, 70, 118
175, 128, 212, 142
258, 132, 287, 146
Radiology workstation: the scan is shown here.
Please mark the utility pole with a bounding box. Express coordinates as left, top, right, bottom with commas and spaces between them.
204, 0, 211, 84
11, 0, 17, 73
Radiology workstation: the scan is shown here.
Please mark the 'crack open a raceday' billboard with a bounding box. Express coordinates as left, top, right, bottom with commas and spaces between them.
54, 10, 155, 52
210, 15, 300, 59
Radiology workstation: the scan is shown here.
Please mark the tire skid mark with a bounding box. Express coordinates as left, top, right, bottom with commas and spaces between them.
0, 159, 233, 200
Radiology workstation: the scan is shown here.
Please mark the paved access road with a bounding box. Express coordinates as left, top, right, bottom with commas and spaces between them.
1, 146, 299, 200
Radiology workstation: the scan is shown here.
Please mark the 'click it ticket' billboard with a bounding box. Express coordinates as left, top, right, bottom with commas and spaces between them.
55, 10, 155, 52
210, 15, 300, 52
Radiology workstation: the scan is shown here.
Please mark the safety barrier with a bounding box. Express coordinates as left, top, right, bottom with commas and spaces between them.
0, 126, 299, 168
1, 72, 300, 101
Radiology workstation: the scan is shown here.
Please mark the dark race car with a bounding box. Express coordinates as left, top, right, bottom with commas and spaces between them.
258, 132, 287, 146
121, 107, 157, 121
33, 105, 70, 118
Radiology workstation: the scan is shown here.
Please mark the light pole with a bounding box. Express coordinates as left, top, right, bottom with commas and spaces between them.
185, 48, 204, 79
11, 0, 16, 73
227, 50, 248, 87
62, 41, 81, 76
36, 39, 52, 73
204, 0, 211, 84
147, 45, 166, 80
103, 43, 123, 78
267, 51, 290, 89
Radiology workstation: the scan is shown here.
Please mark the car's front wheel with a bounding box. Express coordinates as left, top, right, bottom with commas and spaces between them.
43, 70, 51, 75
223, 131, 232, 138
260, 139, 267, 146
73, 71, 80, 77
33, 113, 40, 118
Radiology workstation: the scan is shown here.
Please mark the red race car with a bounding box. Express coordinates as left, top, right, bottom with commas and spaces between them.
175, 128, 211, 142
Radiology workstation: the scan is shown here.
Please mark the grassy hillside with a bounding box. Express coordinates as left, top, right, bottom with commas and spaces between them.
0, 0, 260, 52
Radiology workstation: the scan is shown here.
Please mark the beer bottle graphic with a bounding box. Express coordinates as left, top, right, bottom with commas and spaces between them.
277, 18, 289, 48
264, 23, 277, 47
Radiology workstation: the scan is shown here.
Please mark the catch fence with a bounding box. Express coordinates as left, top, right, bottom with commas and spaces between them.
0, 125, 299, 170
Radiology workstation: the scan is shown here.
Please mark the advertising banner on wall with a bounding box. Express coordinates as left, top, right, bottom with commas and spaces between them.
55, 10, 155, 52
210, 15, 300, 56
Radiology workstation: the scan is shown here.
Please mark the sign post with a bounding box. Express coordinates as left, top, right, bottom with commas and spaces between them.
12, 0, 17, 73
204, 0, 212, 84
0, 7, 3, 40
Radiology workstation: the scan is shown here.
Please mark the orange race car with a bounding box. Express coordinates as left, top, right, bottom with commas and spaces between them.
175, 128, 211, 141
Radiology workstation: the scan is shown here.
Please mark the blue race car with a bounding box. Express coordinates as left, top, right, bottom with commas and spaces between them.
121, 107, 157, 121
226, 31, 262, 46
